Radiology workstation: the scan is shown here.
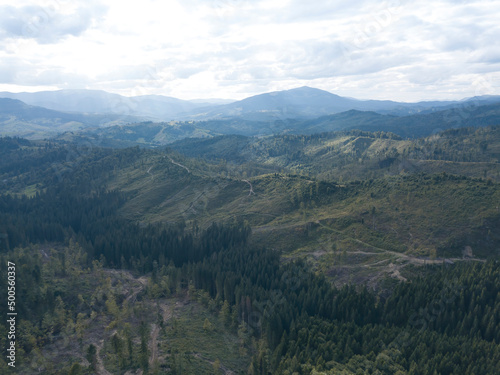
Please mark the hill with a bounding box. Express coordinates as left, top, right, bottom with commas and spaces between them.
170, 126, 500, 181
0, 132, 499, 374
0, 98, 143, 139
57, 101, 500, 148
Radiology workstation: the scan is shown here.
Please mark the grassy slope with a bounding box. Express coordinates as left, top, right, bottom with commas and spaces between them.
2, 130, 498, 289
2, 126, 499, 282
170, 126, 500, 182
105, 149, 499, 288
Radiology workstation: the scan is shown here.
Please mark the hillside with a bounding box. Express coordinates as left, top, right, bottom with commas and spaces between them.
2, 88, 500, 144
2, 131, 498, 281
171, 126, 500, 181
57, 101, 500, 148
0, 128, 499, 374
0, 98, 144, 139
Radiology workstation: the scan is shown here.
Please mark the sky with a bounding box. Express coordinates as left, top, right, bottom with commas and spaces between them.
0, 0, 499, 102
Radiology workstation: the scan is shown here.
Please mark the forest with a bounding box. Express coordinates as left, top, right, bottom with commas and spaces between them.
0, 129, 499, 374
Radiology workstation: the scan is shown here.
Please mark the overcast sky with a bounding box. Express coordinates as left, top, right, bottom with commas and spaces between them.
0, 0, 499, 101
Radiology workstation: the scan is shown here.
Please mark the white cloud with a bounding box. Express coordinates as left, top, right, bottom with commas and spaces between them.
0, 0, 498, 101
0, 1, 107, 43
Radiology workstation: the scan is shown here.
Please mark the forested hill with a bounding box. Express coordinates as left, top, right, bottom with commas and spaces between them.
52, 101, 500, 148
293, 101, 500, 138
170, 126, 500, 181
0, 132, 499, 374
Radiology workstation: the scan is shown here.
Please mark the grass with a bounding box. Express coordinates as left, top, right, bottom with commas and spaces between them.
103, 150, 499, 289
21, 183, 40, 198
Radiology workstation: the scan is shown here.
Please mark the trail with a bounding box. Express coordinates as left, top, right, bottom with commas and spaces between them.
168, 156, 190, 173
316, 220, 430, 264
314, 220, 485, 281
256, 219, 484, 278
146, 156, 190, 180
242, 179, 255, 196
149, 324, 160, 367
95, 339, 112, 375
148, 302, 172, 368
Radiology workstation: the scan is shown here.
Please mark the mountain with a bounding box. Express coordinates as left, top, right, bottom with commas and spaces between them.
170, 125, 500, 181
2, 87, 500, 142
0, 98, 143, 138
188, 98, 235, 105
186, 86, 500, 121
0, 89, 212, 120
3, 87, 500, 124
186, 86, 372, 121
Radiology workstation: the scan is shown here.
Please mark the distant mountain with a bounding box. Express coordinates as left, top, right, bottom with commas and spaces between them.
186, 87, 365, 121
2, 87, 500, 141
0, 98, 143, 139
181, 101, 500, 139
2, 87, 500, 123
186, 86, 500, 121
0, 90, 211, 121
57, 101, 500, 149
55, 121, 215, 148
188, 98, 235, 105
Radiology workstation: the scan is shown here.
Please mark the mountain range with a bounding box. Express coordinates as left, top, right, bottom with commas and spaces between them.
185, 86, 498, 121
0, 97, 147, 139
2, 86, 500, 140
2, 86, 500, 122
0, 89, 226, 120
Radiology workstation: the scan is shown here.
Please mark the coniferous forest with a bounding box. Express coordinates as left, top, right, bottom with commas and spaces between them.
0, 128, 499, 374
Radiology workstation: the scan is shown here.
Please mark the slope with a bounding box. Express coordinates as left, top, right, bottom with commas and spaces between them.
59, 101, 500, 147
0, 98, 143, 139
171, 126, 500, 181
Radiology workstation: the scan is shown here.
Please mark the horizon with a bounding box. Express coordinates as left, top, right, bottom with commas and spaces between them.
0, 85, 495, 105
0, 1, 499, 102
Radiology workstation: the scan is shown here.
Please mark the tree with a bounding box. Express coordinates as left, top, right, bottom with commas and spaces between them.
139, 321, 149, 371
68, 362, 83, 375
86, 344, 97, 372
203, 318, 214, 332
220, 300, 231, 327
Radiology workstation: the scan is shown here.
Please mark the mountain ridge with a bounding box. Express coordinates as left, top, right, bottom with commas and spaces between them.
2, 86, 500, 122
55, 101, 500, 147
0, 97, 145, 138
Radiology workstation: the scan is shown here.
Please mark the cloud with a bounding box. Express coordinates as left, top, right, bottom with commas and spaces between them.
0, 0, 498, 101
0, 2, 106, 43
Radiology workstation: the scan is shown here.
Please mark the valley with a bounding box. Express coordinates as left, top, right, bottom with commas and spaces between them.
0, 88, 499, 374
